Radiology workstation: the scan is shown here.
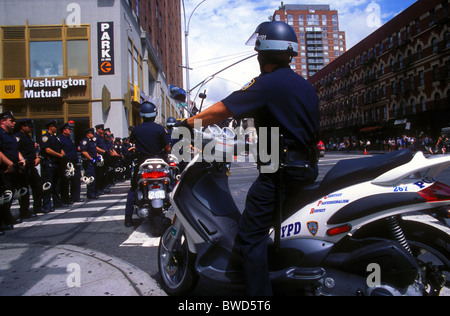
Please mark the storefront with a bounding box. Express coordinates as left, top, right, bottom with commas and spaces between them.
0, 0, 184, 145
1, 76, 91, 143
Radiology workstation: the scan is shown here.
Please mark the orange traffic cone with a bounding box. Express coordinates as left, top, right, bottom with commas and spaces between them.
364, 148, 367, 155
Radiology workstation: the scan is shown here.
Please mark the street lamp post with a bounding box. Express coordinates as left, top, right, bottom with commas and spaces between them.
181, 0, 207, 117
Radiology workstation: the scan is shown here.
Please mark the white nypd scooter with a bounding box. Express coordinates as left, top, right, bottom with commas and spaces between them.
158, 125, 450, 296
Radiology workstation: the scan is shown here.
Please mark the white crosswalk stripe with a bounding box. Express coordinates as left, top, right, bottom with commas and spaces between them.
9, 180, 161, 248
10, 183, 129, 228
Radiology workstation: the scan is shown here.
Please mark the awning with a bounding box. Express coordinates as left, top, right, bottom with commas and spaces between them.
360, 125, 384, 133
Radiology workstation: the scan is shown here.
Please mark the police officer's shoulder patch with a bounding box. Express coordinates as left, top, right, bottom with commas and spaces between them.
242, 79, 255, 91
82, 140, 87, 146
15, 137, 20, 142
42, 136, 48, 143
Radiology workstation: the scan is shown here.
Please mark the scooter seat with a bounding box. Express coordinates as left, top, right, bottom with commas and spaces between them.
283, 150, 414, 220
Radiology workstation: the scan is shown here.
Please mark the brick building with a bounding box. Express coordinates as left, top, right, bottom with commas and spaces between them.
308, 0, 449, 147
130, 0, 183, 88
273, 3, 346, 78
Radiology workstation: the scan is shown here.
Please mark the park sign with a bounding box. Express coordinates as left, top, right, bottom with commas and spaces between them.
0, 77, 87, 100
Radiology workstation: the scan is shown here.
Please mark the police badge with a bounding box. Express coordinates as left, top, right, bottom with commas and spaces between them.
307, 221, 319, 236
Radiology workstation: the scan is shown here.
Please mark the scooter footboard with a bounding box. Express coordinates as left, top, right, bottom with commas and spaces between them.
196, 244, 244, 285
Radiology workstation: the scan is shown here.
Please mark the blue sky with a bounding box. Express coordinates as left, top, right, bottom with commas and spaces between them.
182, 0, 418, 105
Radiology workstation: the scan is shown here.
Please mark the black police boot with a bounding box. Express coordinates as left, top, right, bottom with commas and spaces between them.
124, 215, 133, 228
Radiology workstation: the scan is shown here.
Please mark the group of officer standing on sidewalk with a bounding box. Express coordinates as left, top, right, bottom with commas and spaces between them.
0, 111, 133, 236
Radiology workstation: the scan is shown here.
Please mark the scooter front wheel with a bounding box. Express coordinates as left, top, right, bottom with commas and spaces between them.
158, 226, 199, 295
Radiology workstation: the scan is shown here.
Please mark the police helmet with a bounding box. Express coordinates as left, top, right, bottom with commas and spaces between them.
166, 117, 177, 128
246, 21, 298, 57
140, 101, 158, 119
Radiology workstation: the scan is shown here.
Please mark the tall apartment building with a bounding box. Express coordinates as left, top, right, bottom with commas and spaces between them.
308, 0, 449, 145
273, 3, 346, 78
0, 0, 183, 144
130, 0, 183, 88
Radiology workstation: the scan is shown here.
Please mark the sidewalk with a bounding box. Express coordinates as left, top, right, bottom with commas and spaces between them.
0, 243, 166, 296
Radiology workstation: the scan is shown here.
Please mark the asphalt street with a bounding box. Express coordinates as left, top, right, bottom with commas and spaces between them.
1, 151, 449, 296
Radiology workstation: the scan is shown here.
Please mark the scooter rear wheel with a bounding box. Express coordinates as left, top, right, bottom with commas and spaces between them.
158, 226, 199, 295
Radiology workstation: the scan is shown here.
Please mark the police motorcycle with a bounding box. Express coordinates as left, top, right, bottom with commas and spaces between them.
133, 157, 172, 236
158, 121, 450, 296
167, 154, 181, 182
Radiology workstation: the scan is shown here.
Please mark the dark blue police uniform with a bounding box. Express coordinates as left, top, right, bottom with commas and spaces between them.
94, 130, 107, 194
80, 132, 98, 199
0, 122, 22, 226
121, 138, 132, 180
15, 121, 42, 216
104, 133, 115, 187
58, 125, 82, 203
113, 139, 123, 182
222, 66, 320, 296
124, 120, 170, 218
40, 123, 64, 211
131, 121, 171, 159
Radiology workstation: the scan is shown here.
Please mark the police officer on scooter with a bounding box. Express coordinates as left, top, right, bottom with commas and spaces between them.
124, 101, 171, 227
175, 21, 320, 296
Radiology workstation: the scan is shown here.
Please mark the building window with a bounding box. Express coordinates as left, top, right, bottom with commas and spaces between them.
30, 41, 63, 77
434, 93, 441, 108
432, 38, 439, 54
288, 14, 294, 25
445, 31, 450, 49
433, 65, 440, 81
1, 24, 89, 79
409, 75, 415, 91
429, 9, 436, 26
67, 40, 89, 76
307, 14, 320, 26
421, 97, 426, 111
392, 81, 397, 95
415, 20, 422, 36
401, 101, 406, 116
127, 39, 143, 89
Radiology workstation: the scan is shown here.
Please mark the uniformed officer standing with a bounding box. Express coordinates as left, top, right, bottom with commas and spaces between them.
113, 137, 124, 182
121, 138, 132, 180
104, 128, 118, 188
94, 124, 108, 195
175, 21, 320, 296
80, 128, 98, 200
0, 111, 26, 231
15, 119, 42, 218
124, 101, 171, 227
40, 120, 66, 211
58, 123, 83, 204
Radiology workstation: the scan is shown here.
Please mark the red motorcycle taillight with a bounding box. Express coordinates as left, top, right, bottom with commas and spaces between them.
142, 171, 168, 179
418, 182, 450, 202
